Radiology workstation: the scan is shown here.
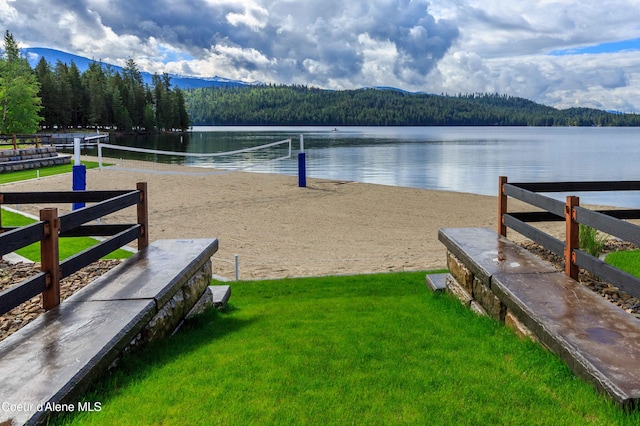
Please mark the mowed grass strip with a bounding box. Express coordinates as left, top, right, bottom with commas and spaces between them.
0, 161, 100, 185
1, 208, 132, 261
55, 272, 639, 425
607, 250, 640, 279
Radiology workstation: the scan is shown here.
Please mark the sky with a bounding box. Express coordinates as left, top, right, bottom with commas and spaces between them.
2, 0, 640, 112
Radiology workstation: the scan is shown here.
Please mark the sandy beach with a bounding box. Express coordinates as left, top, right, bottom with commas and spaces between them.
2, 165, 511, 280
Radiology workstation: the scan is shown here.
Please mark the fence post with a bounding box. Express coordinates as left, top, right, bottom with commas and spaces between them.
565, 196, 580, 280
41, 208, 61, 310
136, 182, 149, 250
498, 176, 508, 237
12, 134, 17, 150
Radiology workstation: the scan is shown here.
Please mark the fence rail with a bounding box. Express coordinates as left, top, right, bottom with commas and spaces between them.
0, 134, 53, 149
0, 183, 148, 315
498, 176, 640, 299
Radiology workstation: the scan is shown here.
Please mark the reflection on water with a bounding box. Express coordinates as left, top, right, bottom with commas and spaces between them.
93, 126, 640, 207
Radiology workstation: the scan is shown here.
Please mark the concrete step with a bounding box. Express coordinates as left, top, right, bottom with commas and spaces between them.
425, 273, 447, 293
210, 285, 231, 308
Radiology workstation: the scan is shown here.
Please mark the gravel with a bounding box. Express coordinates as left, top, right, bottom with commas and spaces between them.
0, 259, 120, 342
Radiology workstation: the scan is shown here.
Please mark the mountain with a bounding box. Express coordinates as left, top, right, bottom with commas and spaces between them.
22, 47, 254, 90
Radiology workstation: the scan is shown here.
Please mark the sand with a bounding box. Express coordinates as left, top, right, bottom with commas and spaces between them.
2, 166, 511, 280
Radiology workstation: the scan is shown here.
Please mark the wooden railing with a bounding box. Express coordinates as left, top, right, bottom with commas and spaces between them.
0, 182, 148, 314
498, 176, 640, 299
0, 135, 53, 149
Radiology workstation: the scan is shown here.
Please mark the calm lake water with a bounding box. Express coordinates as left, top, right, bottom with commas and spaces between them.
109, 126, 640, 207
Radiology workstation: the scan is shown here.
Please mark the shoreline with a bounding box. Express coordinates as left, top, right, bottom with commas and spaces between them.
2, 166, 504, 280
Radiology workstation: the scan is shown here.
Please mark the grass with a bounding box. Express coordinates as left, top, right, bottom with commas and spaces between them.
0, 161, 100, 185
53, 272, 639, 425
1, 162, 130, 261
606, 250, 640, 278
1, 208, 132, 261
579, 224, 607, 258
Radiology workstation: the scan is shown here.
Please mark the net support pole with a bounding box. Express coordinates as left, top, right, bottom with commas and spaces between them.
298, 134, 306, 188
72, 137, 86, 210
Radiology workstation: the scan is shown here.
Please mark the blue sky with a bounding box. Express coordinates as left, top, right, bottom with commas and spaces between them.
551, 38, 640, 56
2, 0, 640, 112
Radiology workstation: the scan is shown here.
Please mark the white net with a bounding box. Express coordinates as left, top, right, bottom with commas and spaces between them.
97, 139, 292, 175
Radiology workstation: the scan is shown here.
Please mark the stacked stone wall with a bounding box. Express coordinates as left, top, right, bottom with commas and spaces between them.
0, 147, 70, 173
446, 251, 536, 341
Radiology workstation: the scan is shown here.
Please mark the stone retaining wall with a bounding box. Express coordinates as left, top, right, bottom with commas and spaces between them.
446, 251, 537, 341
0, 147, 70, 173
140, 259, 212, 346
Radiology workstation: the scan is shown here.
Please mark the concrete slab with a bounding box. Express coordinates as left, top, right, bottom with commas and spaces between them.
425, 273, 447, 292
0, 299, 155, 425
439, 227, 640, 407
210, 285, 231, 307
68, 239, 218, 307
0, 238, 220, 425
493, 271, 640, 406
439, 228, 556, 285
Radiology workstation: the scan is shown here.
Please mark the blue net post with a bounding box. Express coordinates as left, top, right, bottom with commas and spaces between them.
72, 164, 86, 210
298, 134, 306, 188
298, 152, 306, 188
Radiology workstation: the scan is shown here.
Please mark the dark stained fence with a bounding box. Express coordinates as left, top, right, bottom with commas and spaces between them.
498, 176, 640, 299
0, 182, 148, 314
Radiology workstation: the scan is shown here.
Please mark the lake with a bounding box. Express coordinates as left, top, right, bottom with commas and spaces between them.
109, 126, 640, 207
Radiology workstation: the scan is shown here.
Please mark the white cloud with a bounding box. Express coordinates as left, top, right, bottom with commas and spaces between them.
3, 0, 640, 111
225, 3, 269, 30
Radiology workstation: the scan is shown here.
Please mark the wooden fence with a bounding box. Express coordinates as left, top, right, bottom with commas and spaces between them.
499, 176, 640, 299
0, 182, 148, 314
0, 135, 53, 149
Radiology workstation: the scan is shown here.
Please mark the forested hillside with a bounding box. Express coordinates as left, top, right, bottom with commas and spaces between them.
184, 85, 640, 126
34, 58, 189, 132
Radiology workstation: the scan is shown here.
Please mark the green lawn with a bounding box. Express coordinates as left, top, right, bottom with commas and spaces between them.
54, 272, 639, 425
607, 250, 640, 278
0, 161, 100, 185
1, 208, 132, 261
1, 161, 131, 261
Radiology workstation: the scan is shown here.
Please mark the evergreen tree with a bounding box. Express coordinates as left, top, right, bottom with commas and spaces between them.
66, 61, 85, 128
53, 61, 72, 128
0, 31, 42, 134
83, 61, 108, 128
34, 57, 55, 128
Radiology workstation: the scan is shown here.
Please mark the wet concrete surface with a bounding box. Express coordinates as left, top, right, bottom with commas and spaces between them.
0, 238, 219, 425
0, 299, 154, 425
440, 227, 640, 406
493, 271, 640, 405
69, 239, 219, 307
438, 227, 556, 285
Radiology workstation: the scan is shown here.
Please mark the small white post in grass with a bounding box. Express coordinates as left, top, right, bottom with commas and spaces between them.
235, 254, 240, 281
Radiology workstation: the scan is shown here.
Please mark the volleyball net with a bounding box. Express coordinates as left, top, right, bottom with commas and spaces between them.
97, 139, 293, 175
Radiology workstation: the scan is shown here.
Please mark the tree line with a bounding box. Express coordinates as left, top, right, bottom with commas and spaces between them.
35, 58, 189, 132
184, 85, 640, 127
0, 30, 189, 134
